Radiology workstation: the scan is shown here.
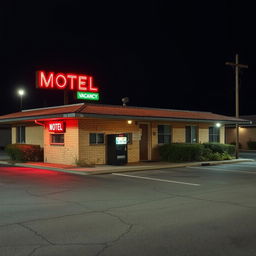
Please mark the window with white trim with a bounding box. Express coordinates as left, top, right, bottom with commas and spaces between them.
51, 134, 64, 145
185, 126, 198, 143
16, 126, 25, 143
209, 127, 220, 142
89, 133, 104, 144
158, 125, 172, 144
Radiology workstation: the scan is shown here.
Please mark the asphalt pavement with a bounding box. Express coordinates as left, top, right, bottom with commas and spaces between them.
0, 161, 256, 256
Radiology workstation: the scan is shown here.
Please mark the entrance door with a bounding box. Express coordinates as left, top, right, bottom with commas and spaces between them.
139, 124, 149, 161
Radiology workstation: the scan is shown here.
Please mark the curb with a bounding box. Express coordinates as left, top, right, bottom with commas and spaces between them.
1, 159, 254, 176
88, 159, 255, 175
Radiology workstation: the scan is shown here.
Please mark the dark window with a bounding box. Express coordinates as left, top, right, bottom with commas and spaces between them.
186, 126, 198, 143
158, 125, 171, 144
90, 133, 104, 144
51, 134, 64, 144
16, 126, 25, 143
209, 127, 220, 142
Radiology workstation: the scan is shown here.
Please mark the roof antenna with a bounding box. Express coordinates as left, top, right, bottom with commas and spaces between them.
122, 97, 129, 107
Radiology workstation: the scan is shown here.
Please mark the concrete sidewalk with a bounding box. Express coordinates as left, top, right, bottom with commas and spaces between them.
0, 158, 254, 175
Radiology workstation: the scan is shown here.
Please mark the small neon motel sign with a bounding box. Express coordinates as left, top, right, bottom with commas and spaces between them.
37, 71, 98, 92
77, 92, 99, 101
48, 121, 65, 133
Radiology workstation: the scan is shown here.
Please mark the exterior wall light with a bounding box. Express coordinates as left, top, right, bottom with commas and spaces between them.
216, 123, 221, 128
127, 120, 132, 125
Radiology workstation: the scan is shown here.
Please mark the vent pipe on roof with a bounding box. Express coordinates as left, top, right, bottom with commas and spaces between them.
122, 97, 129, 107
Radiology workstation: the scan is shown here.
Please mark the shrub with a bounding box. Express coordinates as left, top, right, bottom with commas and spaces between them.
159, 143, 234, 162
159, 143, 204, 162
247, 140, 256, 150
75, 158, 95, 167
203, 143, 235, 155
5, 144, 43, 162
230, 141, 242, 149
204, 152, 232, 161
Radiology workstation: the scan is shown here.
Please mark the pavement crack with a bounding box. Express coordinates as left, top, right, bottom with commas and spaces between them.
152, 187, 256, 209
18, 223, 54, 245
27, 245, 46, 256
94, 211, 134, 256
25, 189, 89, 209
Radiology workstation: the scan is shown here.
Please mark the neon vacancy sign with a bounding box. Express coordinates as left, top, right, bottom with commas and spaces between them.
36, 71, 99, 92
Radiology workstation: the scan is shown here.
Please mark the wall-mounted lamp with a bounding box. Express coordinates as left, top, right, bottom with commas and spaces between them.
127, 120, 132, 125
215, 123, 221, 128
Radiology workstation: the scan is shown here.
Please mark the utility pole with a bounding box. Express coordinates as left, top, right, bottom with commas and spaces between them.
226, 54, 248, 159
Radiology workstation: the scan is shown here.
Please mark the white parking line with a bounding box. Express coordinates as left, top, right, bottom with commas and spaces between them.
112, 173, 200, 186
228, 163, 256, 168
188, 166, 256, 174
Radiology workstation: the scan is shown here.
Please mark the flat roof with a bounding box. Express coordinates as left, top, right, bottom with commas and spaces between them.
0, 103, 250, 124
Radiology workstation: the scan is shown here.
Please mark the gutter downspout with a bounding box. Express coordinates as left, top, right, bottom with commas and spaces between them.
34, 120, 45, 127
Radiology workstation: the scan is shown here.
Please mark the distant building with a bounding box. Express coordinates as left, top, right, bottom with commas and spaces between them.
226, 115, 256, 149
0, 103, 248, 165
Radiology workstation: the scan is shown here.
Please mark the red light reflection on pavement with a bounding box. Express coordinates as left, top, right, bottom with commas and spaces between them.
1, 167, 59, 175
0, 166, 78, 186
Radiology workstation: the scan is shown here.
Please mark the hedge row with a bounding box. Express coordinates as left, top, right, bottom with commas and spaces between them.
159, 143, 235, 162
5, 144, 43, 162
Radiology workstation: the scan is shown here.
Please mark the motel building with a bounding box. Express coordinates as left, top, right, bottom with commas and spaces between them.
0, 103, 248, 166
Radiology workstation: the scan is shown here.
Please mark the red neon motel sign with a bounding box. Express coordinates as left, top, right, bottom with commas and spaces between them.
36, 71, 98, 92
48, 121, 66, 133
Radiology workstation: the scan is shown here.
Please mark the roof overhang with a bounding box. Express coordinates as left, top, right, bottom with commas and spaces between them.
0, 112, 250, 125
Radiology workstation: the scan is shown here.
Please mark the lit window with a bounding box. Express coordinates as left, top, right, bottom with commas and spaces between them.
89, 133, 104, 144
209, 127, 220, 142
185, 126, 198, 143
158, 125, 172, 144
16, 126, 25, 143
51, 134, 64, 145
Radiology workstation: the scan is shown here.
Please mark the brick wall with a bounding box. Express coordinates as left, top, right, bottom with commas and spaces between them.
44, 119, 79, 165
78, 118, 140, 164
25, 126, 44, 146
226, 127, 256, 149
10, 119, 227, 165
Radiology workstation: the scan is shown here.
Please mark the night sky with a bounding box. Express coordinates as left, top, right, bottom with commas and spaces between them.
0, 1, 253, 116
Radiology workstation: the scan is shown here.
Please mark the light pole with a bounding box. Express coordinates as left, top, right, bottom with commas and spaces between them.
17, 89, 25, 110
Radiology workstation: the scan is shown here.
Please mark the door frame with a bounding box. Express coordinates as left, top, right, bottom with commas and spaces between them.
138, 122, 151, 161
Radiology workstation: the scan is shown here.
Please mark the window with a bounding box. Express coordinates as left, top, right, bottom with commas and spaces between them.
186, 126, 198, 143
16, 126, 25, 143
89, 133, 104, 144
158, 125, 171, 144
209, 127, 220, 142
51, 134, 64, 145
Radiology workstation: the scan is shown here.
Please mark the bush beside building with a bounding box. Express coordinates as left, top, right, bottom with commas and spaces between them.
159, 143, 235, 162
5, 144, 43, 162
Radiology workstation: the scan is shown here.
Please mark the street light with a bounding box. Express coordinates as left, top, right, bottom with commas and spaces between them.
17, 89, 25, 110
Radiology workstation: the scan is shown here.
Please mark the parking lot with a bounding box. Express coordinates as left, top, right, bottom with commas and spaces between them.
0, 161, 256, 256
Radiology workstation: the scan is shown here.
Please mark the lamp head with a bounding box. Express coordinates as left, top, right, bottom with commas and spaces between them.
18, 89, 25, 96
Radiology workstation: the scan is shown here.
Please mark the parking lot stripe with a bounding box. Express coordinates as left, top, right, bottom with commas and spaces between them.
112, 173, 201, 186
188, 166, 256, 174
